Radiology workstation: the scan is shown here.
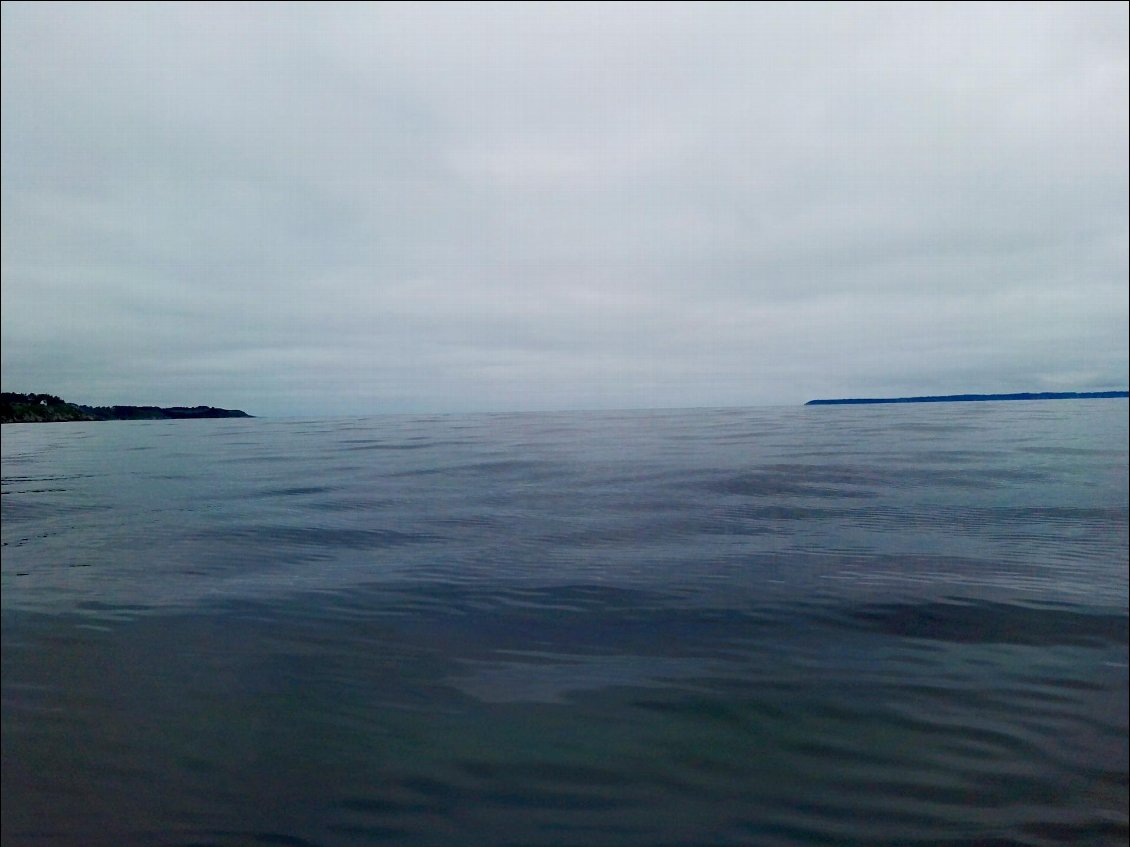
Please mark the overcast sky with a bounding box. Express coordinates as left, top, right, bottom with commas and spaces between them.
2, 2, 1127, 415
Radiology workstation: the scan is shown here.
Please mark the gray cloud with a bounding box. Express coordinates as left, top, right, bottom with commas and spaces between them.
3, 1, 1126, 414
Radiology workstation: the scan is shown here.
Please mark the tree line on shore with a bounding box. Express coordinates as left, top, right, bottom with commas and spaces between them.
1, 392, 251, 423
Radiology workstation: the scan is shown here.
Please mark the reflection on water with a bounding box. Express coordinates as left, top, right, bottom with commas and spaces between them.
2, 402, 1127, 846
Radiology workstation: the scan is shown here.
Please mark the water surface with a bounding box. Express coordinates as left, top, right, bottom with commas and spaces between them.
2, 402, 1127, 846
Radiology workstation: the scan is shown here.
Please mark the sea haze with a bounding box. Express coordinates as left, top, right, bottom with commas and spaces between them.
2, 401, 1127, 846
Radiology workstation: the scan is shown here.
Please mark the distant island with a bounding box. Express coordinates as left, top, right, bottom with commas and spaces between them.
806, 391, 1129, 406
1, 392, 253, 423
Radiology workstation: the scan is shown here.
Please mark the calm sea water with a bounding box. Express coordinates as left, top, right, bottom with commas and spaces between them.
2, 402, 1127, 847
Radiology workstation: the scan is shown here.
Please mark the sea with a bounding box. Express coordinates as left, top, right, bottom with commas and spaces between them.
1, 401, 1127, 847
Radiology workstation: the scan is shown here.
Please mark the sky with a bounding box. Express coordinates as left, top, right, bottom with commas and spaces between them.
2, 2, 1127, 416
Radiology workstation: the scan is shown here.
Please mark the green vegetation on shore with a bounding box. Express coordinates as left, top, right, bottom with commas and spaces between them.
1, 392, 252, 423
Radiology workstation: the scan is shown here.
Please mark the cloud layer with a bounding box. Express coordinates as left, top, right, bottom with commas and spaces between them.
3, 2, 1127, 414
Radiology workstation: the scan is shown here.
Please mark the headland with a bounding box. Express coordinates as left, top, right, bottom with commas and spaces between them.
1, 392, 253, 423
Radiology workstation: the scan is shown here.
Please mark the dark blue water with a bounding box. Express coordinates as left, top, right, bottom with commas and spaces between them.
2, 403, 1127, 846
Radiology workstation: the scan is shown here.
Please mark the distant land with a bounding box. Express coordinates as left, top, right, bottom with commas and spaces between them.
1, 392, 252, 424
806, 391, 1129, 406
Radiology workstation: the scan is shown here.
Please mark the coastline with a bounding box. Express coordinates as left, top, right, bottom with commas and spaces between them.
1, 392, 252, 424
806, 391, 1129, 406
